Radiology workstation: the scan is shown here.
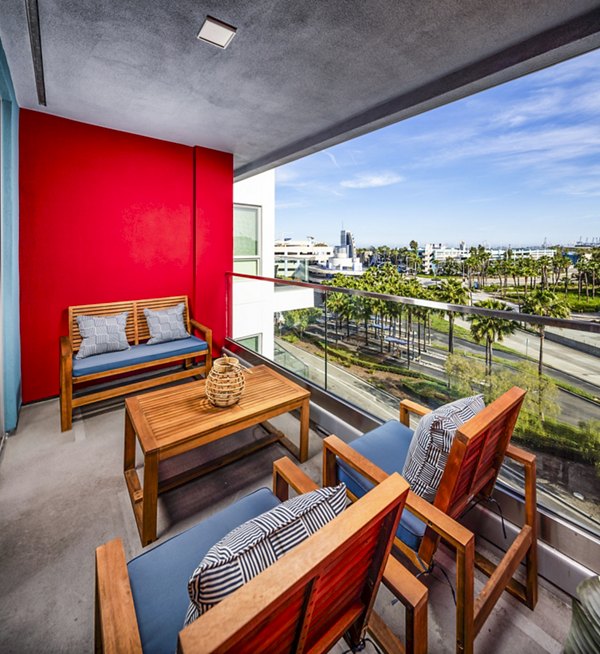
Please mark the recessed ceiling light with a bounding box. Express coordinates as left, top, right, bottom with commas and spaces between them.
197, 16, 237, 49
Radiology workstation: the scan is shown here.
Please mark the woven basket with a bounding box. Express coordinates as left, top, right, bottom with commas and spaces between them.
205, 356, 246, 407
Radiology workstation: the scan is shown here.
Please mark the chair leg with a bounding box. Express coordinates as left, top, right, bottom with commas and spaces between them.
322, 440, 339, 487
524, 456, 538, 609
455, 538, 475, 654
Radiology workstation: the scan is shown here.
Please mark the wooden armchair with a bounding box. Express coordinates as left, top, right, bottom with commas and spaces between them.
95, 457, 428, 654
323, 387, 537, 654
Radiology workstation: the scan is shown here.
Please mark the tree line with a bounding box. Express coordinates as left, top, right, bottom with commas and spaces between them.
318, 263, 570, 377
359, 243, 600, 300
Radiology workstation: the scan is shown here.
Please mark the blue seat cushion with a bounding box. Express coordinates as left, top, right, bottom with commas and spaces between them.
72, 336, 207, 377
337, 420, 427, 552
128, 487, 280, 654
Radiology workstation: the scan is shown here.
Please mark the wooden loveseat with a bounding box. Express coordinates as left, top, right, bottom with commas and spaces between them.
60, 295, 212, 431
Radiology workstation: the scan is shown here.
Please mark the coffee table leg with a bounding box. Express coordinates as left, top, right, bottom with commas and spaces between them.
124, 410, 136, 473
299, 399, 309, 463
141, 451, 159, 547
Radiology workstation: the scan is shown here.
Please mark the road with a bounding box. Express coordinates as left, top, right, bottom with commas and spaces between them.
275, 338, 398, 421
281, 326, 600, 426
468, 293, 600, 389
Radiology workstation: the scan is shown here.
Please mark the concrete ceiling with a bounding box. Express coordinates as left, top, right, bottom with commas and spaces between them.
2, 1, 600, 179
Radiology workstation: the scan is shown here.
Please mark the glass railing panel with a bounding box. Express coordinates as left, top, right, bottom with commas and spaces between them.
228, 272, 600, 538
230, 275, 326, 385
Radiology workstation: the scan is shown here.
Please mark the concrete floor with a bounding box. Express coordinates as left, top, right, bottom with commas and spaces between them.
0, 397, 573, 653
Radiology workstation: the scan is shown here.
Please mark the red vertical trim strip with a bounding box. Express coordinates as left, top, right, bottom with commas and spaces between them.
193, 146, 233, 355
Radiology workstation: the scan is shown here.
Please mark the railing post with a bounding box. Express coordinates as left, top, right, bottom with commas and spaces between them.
324, 289, 328, 391
225, 272, 233, 340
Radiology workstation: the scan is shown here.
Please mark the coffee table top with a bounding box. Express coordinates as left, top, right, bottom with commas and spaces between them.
126, 365, 310, 455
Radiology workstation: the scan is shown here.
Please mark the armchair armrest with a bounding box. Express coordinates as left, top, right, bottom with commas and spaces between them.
383, 556, 427, 613
95, 539, 142, 654
406, 490, 474, 552
368, 558, 428, 654
506, 443, 536, 466
272, 456, 318, 501
323, 436, 473, 551
323, 435, 388, 487
399, 399, 432, 427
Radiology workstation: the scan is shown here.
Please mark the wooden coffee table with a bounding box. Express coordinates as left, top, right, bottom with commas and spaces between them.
123, 365, 310, 546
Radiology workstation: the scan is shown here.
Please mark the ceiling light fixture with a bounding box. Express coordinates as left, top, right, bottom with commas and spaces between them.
197, 16, 237, 49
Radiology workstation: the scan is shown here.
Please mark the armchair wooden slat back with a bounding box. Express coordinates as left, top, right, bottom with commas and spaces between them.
435, 387, 526, 520
68, 295, 190, 351
178, 473, 409, 654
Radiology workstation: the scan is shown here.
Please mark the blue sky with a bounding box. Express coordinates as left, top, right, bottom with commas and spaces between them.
275, 49, 600, 248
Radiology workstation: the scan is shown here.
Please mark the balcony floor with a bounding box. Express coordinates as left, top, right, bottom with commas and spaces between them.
0, 397, 573, 653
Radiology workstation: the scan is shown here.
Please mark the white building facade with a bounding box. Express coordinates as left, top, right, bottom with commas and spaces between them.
421, 242, 556, 273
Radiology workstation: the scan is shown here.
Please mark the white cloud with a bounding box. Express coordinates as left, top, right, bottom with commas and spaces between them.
275, 201, 307, 210
340, 172, 404, 189
556, 179, 600, 197
275, 168, 300, 184
491, 89, 565, 127
322, 151, 341, 168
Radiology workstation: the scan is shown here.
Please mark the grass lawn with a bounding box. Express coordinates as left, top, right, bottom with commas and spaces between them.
496, 288, 600, 313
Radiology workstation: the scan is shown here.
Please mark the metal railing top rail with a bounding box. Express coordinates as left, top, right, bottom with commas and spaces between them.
228, 272, 600, 333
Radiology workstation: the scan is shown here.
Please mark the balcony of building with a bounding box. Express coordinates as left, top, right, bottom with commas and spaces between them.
1, 2, 600, 653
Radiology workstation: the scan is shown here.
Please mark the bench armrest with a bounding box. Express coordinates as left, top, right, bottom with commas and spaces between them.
95, 539, 142, 654
60, 336, 72, 361
399, 399, 432, 426
190, 319, 212, 348
272, 456, 318, 501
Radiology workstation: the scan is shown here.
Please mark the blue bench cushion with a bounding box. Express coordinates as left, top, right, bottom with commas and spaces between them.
128, 487, 280, 654
72, 336, 207, 377
337, 420, 427, 553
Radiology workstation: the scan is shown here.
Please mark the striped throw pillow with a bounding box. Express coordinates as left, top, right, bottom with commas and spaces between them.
184, 483, 347, 625
402, 395, 485, 502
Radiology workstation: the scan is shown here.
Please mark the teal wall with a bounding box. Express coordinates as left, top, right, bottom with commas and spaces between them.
0, 38, 21, 431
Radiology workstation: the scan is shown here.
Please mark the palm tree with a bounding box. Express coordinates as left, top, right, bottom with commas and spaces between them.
467, 300, 515, 376
436, 278, 468, 353
521, 289, 570, 375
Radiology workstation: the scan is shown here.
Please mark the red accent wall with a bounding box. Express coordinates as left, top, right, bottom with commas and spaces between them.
19, 110, 232, 402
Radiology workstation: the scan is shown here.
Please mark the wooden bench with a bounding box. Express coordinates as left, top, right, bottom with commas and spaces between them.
60, 295, 212, 432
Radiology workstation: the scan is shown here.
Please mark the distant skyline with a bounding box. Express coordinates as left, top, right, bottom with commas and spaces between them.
275, 48, 600, 248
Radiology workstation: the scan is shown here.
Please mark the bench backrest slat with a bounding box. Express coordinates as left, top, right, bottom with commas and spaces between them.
68, 296, 190, 351
135, 296, 190, 343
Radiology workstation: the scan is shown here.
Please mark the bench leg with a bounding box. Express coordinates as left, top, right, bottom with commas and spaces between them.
60, 367, 73, 432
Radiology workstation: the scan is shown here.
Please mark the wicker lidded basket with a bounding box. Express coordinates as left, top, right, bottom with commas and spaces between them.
205, 356, 246, 407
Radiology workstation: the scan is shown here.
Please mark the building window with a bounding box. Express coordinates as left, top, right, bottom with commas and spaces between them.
234, 204, 261, 275
236, 334, 261, 353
